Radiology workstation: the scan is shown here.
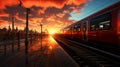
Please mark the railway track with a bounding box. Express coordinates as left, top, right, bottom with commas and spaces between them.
54, 36, 120, 67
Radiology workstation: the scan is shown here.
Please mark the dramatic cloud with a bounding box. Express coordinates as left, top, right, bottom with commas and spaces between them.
14, 12, 26, 22
0, 12, 9, 17
47, 15, 56, 22
0, 0, 91, 33
29, 17, 43, 26
0, 19, 11, 29
56, 13, 65, 18
63, 10, 70, 14
0, 0, 89, 13
0, 0, 19, 9
21, 0, 66, 9
67, 0, 87, 5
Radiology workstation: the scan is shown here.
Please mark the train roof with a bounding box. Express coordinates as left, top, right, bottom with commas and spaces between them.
78, 1, 120, 22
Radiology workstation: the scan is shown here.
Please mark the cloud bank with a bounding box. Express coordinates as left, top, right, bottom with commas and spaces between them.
0, 0, 91, 33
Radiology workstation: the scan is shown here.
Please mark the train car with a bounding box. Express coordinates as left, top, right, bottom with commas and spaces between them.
71, 22, 80, 40
62, 1, 120, 45
62, 24, 73, 39
87, 1, 120, 45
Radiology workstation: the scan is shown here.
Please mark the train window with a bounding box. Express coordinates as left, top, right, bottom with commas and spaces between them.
77, 27, 81, 31
99, 24, 103, 29
74, 25, 77, 32
99, 20, 110, 30
90, 13, 111, 31
73, 27, 75, 32
70, 27, 73, 31
82, 22, 87, 31
91, 25, 96, 31
73, 29, 76, 32
76, 26, 80, 32
76, 23, 81, 32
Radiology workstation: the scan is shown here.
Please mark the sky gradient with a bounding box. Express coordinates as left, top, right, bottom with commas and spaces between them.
0, 0, 119, 33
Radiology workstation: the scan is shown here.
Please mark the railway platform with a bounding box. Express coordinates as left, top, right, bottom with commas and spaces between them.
0, 36, 79, 67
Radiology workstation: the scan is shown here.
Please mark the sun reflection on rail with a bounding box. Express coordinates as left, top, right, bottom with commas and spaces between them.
49, 36, 55, 42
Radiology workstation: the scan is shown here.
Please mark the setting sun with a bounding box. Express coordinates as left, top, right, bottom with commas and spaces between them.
49, 29, 57, 35
49, 31, 55, 35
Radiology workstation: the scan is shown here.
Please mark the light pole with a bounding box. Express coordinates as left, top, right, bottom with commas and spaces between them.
40, 23, 43, 37
40, 23, 43, 50
12, 16, 14, 52
24, 8, 30, 65
19, 0, 30, 64
25, 8, 30, 53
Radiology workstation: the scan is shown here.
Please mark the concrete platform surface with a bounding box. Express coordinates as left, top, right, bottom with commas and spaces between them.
0, 36, 79, 67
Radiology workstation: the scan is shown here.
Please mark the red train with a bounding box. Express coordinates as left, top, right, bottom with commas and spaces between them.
61, 2, 120, 46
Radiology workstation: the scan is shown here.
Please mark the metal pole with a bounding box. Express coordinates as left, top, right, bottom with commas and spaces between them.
40, 24, 43, 50
25, 8, 30, 64
18, 1, 30, 65
25, 8, 29, 54
12, 17, 14, 52
41, 25, 42, 38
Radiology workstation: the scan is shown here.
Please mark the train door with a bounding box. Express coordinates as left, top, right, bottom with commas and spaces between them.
82, 22, 87, 41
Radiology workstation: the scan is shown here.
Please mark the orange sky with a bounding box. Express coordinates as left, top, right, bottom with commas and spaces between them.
0, 0, 90, 33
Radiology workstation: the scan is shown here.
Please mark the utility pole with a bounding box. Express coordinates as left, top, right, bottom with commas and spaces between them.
25, 8, 30, 64
12, 16, 14, 52
25, 8, 30, 54
40, 24, 43, 37
40, 23, 43, 50
19, 0, 30, 64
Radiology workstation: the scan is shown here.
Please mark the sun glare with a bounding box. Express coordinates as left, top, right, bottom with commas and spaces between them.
50, 31, 55, 34
49, 29, 56, 35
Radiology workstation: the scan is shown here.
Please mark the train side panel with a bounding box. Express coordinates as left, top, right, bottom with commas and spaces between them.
87, 2, 120, 45
72, 23, 83, 41
98, 11, 117, 44
62, 2, 120, 46
117, 8, 120, 46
